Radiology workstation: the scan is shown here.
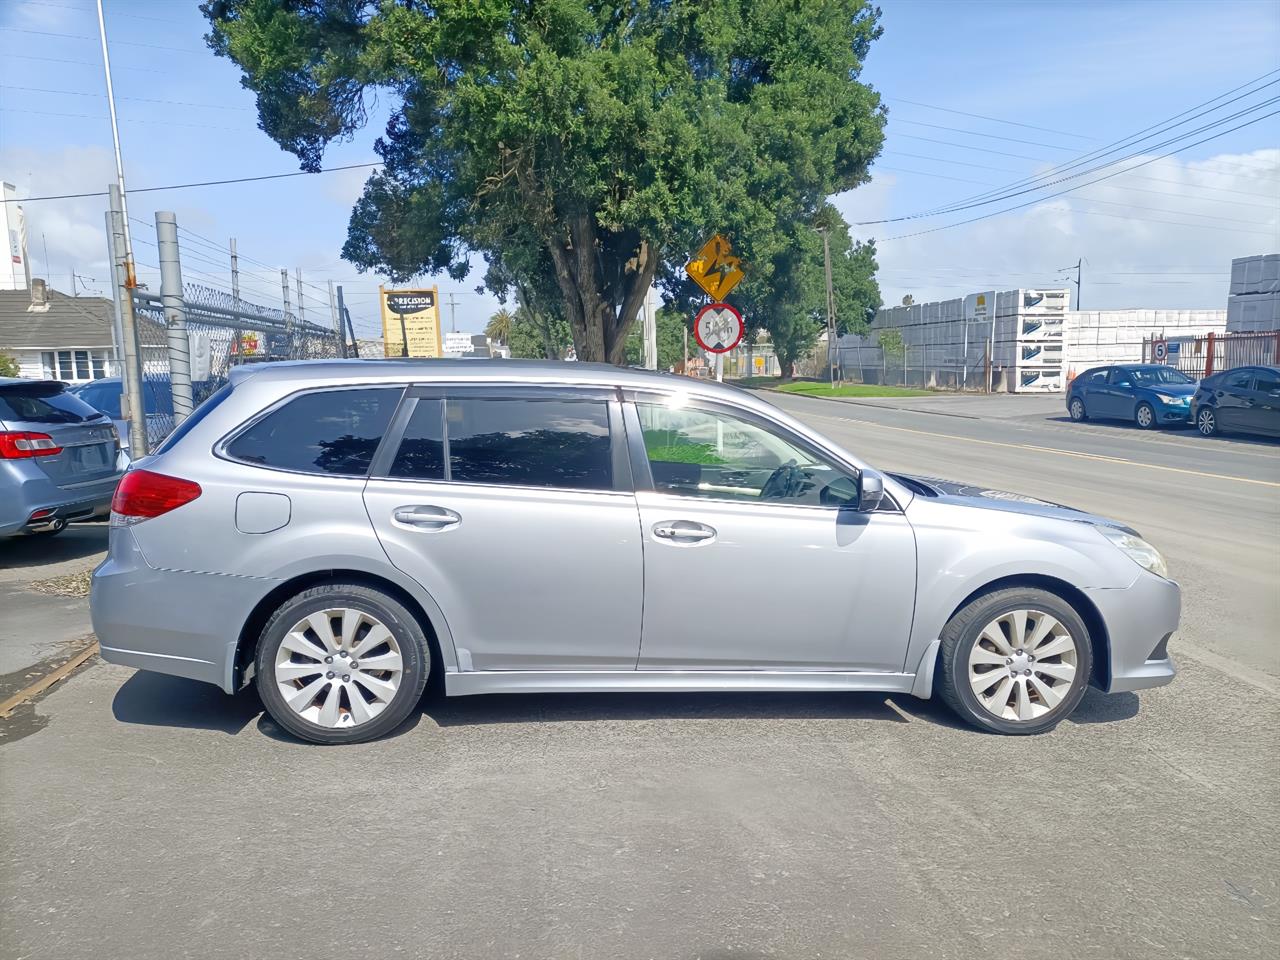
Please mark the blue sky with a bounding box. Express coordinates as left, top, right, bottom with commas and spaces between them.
1, 0, 1277, 338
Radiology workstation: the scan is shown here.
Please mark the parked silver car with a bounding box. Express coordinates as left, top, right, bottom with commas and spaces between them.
92, 360, 1178, 743
1, 378, 126, 537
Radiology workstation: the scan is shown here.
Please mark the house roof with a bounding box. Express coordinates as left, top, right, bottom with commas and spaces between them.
0, 288, 117, 350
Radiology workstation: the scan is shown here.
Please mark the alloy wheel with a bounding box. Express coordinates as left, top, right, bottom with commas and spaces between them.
274, 608, 405, 728
1198, 410, 1215, 436
1069, 398, 1084, 421
967, 609, 1079, 723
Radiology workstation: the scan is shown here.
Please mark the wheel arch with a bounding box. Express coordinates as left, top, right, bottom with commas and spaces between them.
923, 573, 1110, 693
233, 569, 452, 692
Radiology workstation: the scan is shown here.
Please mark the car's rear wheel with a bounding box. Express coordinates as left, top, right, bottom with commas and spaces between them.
937, 587, 1092, 735
255, 583, 430, 744
1197, 407, 1218, 436
1068, 397, 1087, 422
1134, 402, 1156, 429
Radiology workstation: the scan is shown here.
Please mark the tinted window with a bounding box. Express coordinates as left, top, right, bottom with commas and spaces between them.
388, 399, 445, 480
154, 384, 235, 455
1109, 369, 1133, 386
1083, 370, 1108, 384
637, 401, 850, 506
1130, 366, 1192, 385
227, 388, 401, 476
1225, 371, 1252, 390
1255, 372, 1280, 395
76, 381, 123, 418
446, 398, 611, 490
0, 384, 106, 425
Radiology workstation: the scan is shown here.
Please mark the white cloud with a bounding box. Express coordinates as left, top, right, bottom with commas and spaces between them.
835, 149, 1280, 310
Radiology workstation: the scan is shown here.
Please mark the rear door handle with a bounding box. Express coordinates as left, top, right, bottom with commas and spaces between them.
393, 505, 461, 530
653, 520, 716, 544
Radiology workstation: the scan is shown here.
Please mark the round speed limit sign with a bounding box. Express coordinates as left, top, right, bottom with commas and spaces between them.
694, 302, 744, 353
1153, 339, 1168, 362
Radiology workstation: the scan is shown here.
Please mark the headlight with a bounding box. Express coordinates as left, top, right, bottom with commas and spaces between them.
1154, 392, 1185, 404
1098, 525, 1168, 579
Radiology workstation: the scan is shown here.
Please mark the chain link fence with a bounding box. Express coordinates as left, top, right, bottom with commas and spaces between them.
130, 282, 342, 446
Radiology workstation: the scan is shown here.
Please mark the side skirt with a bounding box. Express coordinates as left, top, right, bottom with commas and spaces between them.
445, 670, 918, 697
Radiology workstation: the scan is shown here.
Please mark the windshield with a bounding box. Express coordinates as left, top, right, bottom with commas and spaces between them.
1129, 367, 1193, 386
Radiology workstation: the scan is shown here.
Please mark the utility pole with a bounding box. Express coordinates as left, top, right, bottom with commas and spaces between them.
1060, 258, 1083, 310
328, 280, 346, 358
821, 227, 837, 388
294, 268, 307, 329
229, 237, 243, 359
642, 286, 658, 370
281, 268, 293, 353
447, 292, 458, 334
155, 211, 193, 422
337, 286, 359, 357
96, 0, 148, 451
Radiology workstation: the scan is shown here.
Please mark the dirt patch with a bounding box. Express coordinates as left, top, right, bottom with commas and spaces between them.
27, 569, 93, 598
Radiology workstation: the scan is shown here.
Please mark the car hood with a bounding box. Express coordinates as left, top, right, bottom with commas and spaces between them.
889, 473, 1131, 531
1141, 381, 1197, 398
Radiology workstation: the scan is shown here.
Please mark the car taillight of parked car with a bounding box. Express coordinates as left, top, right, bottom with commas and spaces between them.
0, 431, 63, 459
110, 469, 202, 525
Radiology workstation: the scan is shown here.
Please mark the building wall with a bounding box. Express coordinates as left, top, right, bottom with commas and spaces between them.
1064, 309, 1227, 374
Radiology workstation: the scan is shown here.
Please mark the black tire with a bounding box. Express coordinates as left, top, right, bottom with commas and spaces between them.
255, 583, 431, 744
1134, 402, 1156, 430
1068, 397, 1087, 422
937, 586, 1093, 736
1196, 407, 1218, 437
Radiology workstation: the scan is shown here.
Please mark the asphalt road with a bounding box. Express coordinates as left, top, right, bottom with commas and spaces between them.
1, 393, 1277, 960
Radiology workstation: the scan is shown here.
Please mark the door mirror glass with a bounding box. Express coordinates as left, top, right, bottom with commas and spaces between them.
857, 470, 885, 512
819, 475, 859, 507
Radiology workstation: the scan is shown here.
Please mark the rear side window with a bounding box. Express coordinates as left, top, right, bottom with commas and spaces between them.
389, 399, 445, 480
153, 384, 235, 455
226, 387, 402, 476
0, 384, 105, 425
1255, 372, 1280, 395
403, 398, 613, 490
1225, 371, 1252, 390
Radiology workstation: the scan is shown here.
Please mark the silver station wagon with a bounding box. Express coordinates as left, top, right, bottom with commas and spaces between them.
92, 360, 1178, 744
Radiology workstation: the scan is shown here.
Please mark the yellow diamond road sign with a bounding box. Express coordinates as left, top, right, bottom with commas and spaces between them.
686, 234, 744, 301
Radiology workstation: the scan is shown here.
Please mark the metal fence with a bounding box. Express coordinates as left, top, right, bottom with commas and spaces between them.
130, 281, 342, 446
1143, 331, 1279, 379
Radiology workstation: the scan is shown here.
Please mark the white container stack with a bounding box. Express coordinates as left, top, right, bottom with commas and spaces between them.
1227, 254, 1280, 333
1064, 309, 1227, 374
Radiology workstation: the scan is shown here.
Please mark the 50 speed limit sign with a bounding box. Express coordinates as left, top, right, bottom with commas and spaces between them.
694, 302, 744, 353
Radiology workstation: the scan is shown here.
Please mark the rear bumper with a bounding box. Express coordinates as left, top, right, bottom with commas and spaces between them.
0, 466, 122, 536
1085, 571, 1180, 693
91, 526, 278, 692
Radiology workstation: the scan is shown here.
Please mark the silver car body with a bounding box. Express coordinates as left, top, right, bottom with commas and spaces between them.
92, 360, 1178, 700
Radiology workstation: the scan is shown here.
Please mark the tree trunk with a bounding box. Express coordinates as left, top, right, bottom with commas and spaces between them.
546, 212, 657, 365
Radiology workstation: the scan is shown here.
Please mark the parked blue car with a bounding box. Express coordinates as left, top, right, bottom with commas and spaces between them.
1067, 364, 1197, 429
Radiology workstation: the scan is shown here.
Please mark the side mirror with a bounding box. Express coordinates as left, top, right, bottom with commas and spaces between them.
857, 470, 885, 513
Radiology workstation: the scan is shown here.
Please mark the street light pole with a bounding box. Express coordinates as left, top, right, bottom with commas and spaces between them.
821, 227, 837, 388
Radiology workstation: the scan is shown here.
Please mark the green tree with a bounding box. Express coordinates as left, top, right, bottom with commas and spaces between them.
508, 305, 573, 360
203, 0, 886, 364
485, 308, 515, 345
0, 354, 19, 378
878, 328, 904, 359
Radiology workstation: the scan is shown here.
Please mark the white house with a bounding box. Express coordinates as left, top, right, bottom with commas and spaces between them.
0, 280, 119, 382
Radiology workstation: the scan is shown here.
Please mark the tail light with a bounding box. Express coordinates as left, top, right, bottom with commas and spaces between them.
110, 469, 202, 525
0, 431, 63, 459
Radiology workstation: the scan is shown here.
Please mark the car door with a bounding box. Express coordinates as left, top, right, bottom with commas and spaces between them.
1099, 367, 1134, 419
1242, 369, 1280, 436
362, 386, 644, 672
1214, 370, 1255, 431
1076, 368, 1109, 415
627, 393, 916, 673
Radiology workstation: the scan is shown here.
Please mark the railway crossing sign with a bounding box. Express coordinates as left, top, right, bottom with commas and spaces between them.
685, 234, 744, 301
694, 302, 744, 353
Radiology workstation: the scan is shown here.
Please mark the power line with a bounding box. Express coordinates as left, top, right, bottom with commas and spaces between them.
884, 97, 1096, 140
889, 117, 1077, 151
875, 108, 1280, 242
0, 52, 170, 75
3, 27, 204, 54
0, 83, 254, 112
5, 162, 383, 204
0, 106, 250, 134
859, 94, 1280, 227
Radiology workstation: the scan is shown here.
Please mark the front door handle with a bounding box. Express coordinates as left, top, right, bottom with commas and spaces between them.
653, 520, 716, 544
393, 505, 461, 530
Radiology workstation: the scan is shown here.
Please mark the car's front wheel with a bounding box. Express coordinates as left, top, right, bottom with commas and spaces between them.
255, 583, 431, 744
937, 587, 1093, 735
1134, 402, 1156, 429
1068, 397, 1087, 422
1197, 407, 1218, 436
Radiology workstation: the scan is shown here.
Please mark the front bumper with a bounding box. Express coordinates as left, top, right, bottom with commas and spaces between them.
1085, 570, 1180, 693
1152, 398, 1192, 423
92, 526, 278, 692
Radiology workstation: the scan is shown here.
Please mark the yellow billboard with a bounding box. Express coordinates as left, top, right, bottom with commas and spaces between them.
380, 286, 443, 358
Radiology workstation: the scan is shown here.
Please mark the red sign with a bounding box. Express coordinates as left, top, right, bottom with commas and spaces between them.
694, 303, 744, 353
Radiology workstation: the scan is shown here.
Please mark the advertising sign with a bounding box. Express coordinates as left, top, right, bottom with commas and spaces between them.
381, 286, 443, 358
